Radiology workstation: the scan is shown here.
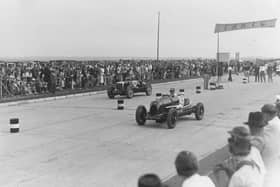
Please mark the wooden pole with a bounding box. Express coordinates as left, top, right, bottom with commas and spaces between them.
156, 12, 160, 62
216, 32, 220, 82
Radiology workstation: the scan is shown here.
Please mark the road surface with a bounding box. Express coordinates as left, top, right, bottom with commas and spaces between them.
0, 75, 279, 187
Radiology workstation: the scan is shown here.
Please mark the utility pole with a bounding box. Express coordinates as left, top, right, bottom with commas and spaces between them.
156, 12, 160, 62
216, 32, 220, 83
0, 74, 2, 99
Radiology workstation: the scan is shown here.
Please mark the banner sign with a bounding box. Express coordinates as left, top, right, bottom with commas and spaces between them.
214, 18, 277, 33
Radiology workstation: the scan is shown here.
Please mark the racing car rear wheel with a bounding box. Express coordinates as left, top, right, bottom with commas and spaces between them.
145, 84, 152, 96
195, 103, 204, 120
167, 108, 177, 129
127, 86, 134, 98
136, 105, 147, 125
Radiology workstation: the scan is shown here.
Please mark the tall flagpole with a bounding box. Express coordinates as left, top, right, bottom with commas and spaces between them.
157, 12, 160, 62
0, 75, 2, 99
216, 32, 220, 82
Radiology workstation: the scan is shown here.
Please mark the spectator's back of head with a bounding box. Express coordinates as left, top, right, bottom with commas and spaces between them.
175, 151, 198, 178
261, 104, 278, 123
244, 112, 267, 135
261, 104, 277, 115
138, 173, 162, 187
228, 126, 251, 156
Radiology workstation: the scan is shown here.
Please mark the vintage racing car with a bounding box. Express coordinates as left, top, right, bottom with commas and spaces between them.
135, 93, 204, 128
107, 80, 152, 99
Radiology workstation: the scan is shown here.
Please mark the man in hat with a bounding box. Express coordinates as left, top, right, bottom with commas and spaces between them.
243, 112, 266, 152
202, 64, 211, 89
261, 103, 280, 187
137, 173, 165, 187
175, 150, 215, 187
213, 126, 265, 187
261, 104, 280, 169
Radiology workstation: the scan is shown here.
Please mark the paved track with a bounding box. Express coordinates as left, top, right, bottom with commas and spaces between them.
0, 75, 279, 187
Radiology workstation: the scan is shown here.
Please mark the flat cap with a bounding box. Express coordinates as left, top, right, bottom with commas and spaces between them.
228, 126, 250, 139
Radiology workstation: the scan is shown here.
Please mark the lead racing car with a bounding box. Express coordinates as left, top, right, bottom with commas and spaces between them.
135, 92, 204, 129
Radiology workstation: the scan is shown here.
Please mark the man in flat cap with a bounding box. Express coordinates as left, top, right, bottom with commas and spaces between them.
243, 112, 266, 152
213, 126, 265, 187
175, 150, 215, 187
261, 104, 280, 169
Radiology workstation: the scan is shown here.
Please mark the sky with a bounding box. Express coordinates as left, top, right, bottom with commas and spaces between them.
0, 0, 279, 59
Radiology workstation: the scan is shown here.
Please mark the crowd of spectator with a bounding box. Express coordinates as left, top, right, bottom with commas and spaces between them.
0, 59, 219, 98
1, 58, 279, 99
227, 60, 279, 83
137, 96, 280, 187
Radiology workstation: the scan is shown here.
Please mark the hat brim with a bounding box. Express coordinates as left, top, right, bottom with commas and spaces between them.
244, 122, 267, 128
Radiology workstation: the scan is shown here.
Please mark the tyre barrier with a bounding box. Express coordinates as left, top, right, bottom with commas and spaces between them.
196, 86, 201, 94
156, 93, 162, 99
10, 118, 20, 133
242, 78, 247, 84
117, 99, 124, 110
209, 82, 216, 90
179, 89, 185, 96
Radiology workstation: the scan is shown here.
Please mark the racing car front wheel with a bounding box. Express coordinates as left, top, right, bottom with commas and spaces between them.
167, 108, 177, 129
136, 105, 147, 125
195, 103, 204, 120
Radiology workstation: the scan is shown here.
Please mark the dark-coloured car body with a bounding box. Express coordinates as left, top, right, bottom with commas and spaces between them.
135, 94, 204, 129
107, 80, 152, 99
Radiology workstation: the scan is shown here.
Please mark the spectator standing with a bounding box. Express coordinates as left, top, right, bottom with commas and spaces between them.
213, 126, 266, 187
99, 65, 104, 86
243, 64, 250, 83
261, 104, 280, 169
253, 64, 260, 82
243, 112, 266, 153
259, 64, 266, 83
228, 65, 233, 82
202, 64, 211, 89
267, 64, 273, 82
261, 103, 280, 187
